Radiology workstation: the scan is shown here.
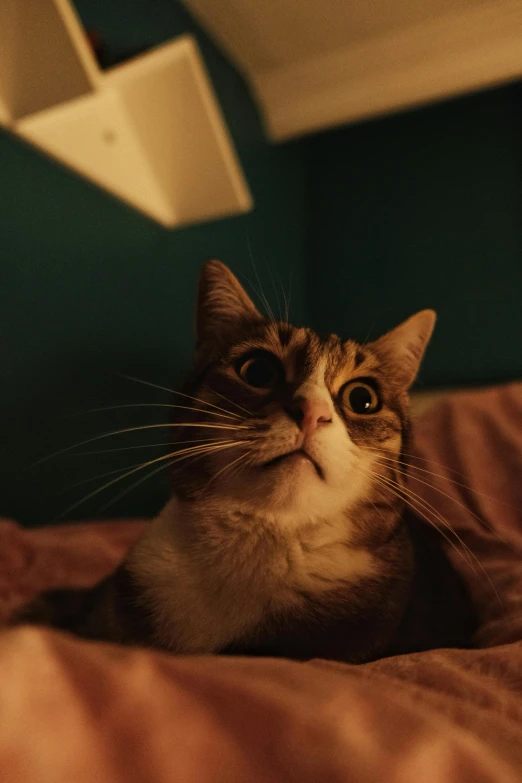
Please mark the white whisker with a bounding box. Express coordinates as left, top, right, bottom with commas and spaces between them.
354, 460, 502, 609
119, 373, 244, 419
73, 438, 213, 456
60, 441, 241, 492
33, 422, 249, 467
246, 231, 276, 323
205, 450, 251, 490
210, 388, 251, 416
101, 441, 253, 513
368, 449, 517, 551
55, 440, 252, 520
275, 270, 289, 324
286, 268, 293, 323
265, 259, 282, 322
98, 458, 178, 513
117, 373, 175, 395
64, 402, 238, 421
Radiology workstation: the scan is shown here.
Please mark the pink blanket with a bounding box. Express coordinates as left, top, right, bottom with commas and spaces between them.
1, 384, 522, 782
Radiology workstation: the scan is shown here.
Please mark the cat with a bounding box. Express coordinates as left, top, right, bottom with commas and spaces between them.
15, 260, 476, 662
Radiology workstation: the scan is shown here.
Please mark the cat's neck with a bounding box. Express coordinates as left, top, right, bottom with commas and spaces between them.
141, 493, 371, 562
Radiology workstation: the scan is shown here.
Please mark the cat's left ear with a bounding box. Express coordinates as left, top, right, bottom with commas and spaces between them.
370, 310, 436, 389
196, 259, 261, 348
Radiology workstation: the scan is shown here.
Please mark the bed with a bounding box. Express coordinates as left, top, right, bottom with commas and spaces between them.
1, 383, 521, 782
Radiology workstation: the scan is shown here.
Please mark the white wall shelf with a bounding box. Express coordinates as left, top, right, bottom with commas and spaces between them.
0, 0, 252, 227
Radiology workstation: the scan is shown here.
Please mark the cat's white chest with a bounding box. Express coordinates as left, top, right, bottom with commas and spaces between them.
128, 500, 375, 653
285, 521, 375, 594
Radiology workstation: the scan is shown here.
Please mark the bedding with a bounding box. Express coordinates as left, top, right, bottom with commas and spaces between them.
1, 383, 521, 782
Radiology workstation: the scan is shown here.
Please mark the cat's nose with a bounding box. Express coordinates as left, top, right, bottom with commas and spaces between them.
286, 396, 333, 435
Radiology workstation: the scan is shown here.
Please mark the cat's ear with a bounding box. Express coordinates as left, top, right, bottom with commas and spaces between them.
370, 310, 436, 388
196, 260, 261, 347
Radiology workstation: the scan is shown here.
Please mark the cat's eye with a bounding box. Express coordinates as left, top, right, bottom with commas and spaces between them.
237, 351, 282, 390
342, 381, 380, 415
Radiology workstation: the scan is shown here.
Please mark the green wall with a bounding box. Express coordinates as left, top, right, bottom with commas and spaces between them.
306, 84, 522, 387
2, 0, 521, 527
1, 0, 308, 525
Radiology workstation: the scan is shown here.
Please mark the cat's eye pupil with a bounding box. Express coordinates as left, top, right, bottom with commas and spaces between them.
242, 358, 277, 389
348, 385, 374, 413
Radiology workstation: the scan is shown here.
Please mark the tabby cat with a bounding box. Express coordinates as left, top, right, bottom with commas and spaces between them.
18, 260, 476, 661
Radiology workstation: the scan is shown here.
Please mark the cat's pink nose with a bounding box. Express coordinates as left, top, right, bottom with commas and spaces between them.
287, 396, 333, 435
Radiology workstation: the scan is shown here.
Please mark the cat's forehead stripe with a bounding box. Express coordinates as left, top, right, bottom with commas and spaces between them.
354, 348, 366, 368
230, 324, 309, 359
277, 322, 294, 346
324, 339, 359, 391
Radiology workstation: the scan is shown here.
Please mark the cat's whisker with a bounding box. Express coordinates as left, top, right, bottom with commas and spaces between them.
225, 456, 251, 485
98, 458, 178, 514
399, 450, 484, 481
60, 440, 241, 492
286, 268, 293, 324
357, 461, 458, 546
74, 438, 214, 456
246, 231, 276, 324
55, 440, 252, 521
32, 422, 249, 467
360, 321, 376, 347
368, 499, 389, 525
374, 472, 478, 572
117, 373, 175, 396
368, 447, 518, 511
100, 441, 254, 513
369, 449, 517, 552
172, 390, 246, 420
354, 457, 479, 572
265, 259, 283, 322
226, 456, 253, 487
357, 463, 502, 608
102, 439, 253, 514
119, 373, 244, 419
64, 402, 240, 421
386, 483, 486, 589
59, 463, 152, 493
377, 467, 480, 561
223, 446, 257, 484
275, 270, 289, 325
357, 464, 481, 581
209, 388, 252, 416
368, 446, 517, 508
205, 450, 252, 490
235, 269, 269, 319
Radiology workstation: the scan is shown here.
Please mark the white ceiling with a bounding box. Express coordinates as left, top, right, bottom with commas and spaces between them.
188, 0, 485, 71
185, 0, 522, 140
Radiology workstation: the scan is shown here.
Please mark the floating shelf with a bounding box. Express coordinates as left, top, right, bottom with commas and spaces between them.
0, 0, 252, 227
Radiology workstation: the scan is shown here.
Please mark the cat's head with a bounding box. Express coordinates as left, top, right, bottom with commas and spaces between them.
170, 260, 435, 524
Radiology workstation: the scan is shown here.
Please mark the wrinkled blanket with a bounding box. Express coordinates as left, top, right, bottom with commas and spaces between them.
1, 384, 522, 783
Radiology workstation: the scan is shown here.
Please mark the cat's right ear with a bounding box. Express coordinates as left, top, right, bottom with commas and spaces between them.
196, 260, 261, 348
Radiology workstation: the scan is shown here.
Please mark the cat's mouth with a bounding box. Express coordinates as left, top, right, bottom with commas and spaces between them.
262, 449, 324, 479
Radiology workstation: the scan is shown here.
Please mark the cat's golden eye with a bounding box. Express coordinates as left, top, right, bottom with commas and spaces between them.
238, 351, 282, 390
342, 381, 380, 414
